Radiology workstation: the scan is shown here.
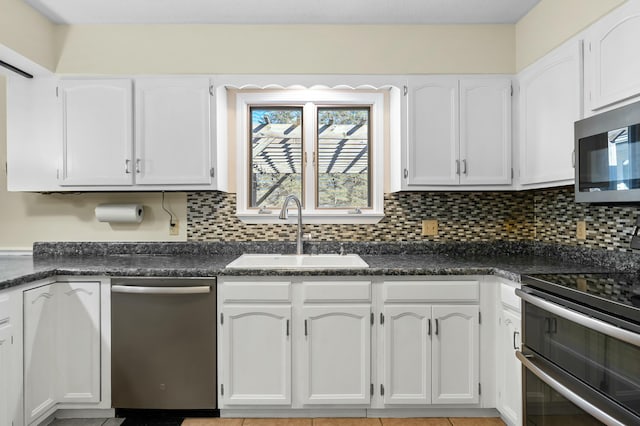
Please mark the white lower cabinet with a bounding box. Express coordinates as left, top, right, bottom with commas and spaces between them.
381, 286, 480, 407
24, 284, 57, 423
496, 282, 522, 426
220, 305, 292, 405
24, 281, 101, 425
431, 305, 480, 404
219, 276, 485, 415
301, 305, 371, 405
0, 291, 18, 426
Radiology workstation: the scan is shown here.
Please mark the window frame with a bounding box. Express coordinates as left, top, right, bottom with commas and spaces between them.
235, 89, 385, 224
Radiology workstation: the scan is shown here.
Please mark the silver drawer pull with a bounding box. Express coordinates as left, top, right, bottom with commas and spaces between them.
111, 285, 210, 295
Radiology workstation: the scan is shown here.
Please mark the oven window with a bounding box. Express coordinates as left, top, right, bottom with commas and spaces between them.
525, 303, 640, 417
525, 369, 604, 426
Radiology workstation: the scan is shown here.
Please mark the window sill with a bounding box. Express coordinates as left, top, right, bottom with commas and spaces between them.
236, 213, 384, 225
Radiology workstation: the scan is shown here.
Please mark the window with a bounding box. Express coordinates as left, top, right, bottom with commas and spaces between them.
236, 90, 384, 224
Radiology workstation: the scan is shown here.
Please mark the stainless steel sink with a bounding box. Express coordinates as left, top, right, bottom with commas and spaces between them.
225, 254, 369, 270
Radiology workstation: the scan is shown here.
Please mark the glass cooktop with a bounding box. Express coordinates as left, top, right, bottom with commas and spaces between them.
522, 272, 640, 324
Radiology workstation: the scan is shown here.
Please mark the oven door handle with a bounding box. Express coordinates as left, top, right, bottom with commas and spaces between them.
516, 351, 627, 426
516, 289, 640, 348
111, 285, 211, 295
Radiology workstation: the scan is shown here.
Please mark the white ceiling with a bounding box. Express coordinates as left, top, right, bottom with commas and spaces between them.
24, 0, 541, 25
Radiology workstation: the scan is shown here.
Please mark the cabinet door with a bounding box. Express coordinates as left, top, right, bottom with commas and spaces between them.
220, 305, 291, 406
59, 80, 133, 186
518, 40, 581, 185
135, 78, 212, 185
588, 2, 640, 111
431, 305, 479, 404
24, 284, 57, 423
407, 77, 459, 186
0, 305, 13, 426
56, 282, 101, 403
301, 305, 371, 405
498, 308, 522, 426
459, 78, 511, 185
382, 305, 431, 405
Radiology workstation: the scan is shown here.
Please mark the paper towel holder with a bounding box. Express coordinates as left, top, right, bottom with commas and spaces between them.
95, 204, 145, 224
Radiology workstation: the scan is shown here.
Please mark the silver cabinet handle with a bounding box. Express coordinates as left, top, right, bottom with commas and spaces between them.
304, 319, 308, 337
516, 289, 640, 348
428, 318, 432, 336
403, 168, 408, 179
435, 318, 439, 335
455, 160, 460, 175
125, 159, 131, 174
286, 319, 290, 337
462, 159, 468, 175
513, 330, 520, 350
135, 159, 141, 174
516, 351, 626, 426
111, 285, 210, 295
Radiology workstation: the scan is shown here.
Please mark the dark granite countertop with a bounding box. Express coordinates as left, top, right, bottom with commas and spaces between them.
0, 242, 625, 291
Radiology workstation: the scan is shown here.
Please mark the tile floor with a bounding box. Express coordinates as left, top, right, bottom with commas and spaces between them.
51, 418, 506, 426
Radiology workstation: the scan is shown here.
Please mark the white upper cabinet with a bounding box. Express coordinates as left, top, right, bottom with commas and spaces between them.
407, 77, 459, 186
517, 38, 582, 187
585, 1, 640, 113
459, 78, 512, 185
135, 78, 213, 185
404, 76, 511, 189
59, 80, 133, 186
7, 76, 227, 192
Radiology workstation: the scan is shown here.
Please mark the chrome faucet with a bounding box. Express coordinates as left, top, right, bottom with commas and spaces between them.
279, 195, 304, 255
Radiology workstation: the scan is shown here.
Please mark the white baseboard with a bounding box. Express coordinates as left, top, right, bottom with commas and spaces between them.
221, 407, 501, 418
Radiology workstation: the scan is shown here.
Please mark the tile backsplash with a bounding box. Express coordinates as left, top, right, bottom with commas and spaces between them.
187, 186, 640, 253
534, 186, 639, 252
187, 190, 534, 242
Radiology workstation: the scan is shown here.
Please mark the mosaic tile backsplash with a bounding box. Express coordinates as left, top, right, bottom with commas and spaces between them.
188, 190, 535, 242
187, 186, 640, 253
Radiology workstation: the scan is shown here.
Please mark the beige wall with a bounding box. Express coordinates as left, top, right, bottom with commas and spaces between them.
515, 0, 626, 71
55, 24, 515, 74
0, 0, 58, 70
0, 76, 188, 250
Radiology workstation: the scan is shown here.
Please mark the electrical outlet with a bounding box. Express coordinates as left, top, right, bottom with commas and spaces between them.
422, 219, 438, 236
576, 220, 586, 240
169, 220, 180, 236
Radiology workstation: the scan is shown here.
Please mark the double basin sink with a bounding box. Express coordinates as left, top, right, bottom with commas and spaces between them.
225, 253, 369, 270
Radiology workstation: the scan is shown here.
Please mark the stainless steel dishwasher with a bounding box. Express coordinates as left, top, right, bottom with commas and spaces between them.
111, 277, 216, 410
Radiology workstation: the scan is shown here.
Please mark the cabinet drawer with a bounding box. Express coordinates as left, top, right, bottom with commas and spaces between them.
302, 281, 371, 302
501, 283, 521, 311
383, 280, 479, 302
220, 281, 291, 302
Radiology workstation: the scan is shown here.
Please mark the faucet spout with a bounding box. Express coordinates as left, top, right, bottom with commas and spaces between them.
279, 195, 304, 255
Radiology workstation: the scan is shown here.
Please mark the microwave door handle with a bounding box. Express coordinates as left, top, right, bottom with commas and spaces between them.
516, 351, 627, 426
516, 289, 640, 348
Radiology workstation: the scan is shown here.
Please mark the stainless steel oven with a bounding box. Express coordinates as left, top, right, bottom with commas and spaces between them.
518, 273, 640, 425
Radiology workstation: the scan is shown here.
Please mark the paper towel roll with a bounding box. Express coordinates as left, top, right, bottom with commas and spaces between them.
95, 204, 144, 223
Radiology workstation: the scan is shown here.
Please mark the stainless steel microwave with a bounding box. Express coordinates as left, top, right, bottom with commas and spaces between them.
575, 100, 640, 203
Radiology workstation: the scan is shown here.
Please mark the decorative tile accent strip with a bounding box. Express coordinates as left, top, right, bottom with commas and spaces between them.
534, 186, 640, 253
187, 191, 535, 242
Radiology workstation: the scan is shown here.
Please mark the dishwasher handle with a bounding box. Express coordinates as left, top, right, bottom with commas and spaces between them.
111, 285, 211, 295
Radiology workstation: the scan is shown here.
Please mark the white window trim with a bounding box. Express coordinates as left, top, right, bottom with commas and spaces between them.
235, 89, 385, 224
